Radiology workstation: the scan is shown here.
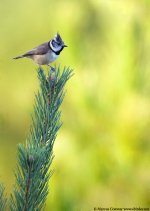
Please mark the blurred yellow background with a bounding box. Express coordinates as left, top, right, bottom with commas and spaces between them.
0, 0, 150, 210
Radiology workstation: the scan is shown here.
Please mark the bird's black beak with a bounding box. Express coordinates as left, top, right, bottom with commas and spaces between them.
63, 44, 68, 47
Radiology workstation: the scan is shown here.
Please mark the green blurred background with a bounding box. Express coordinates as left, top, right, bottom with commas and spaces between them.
0, 0, 150, 210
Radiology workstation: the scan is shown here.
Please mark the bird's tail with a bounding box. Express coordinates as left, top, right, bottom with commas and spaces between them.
13, 55, 24, 59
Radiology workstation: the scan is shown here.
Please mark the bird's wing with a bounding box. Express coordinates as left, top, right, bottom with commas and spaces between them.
23, 42, 50, 56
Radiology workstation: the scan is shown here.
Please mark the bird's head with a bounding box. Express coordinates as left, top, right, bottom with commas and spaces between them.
49, 33, 67, 54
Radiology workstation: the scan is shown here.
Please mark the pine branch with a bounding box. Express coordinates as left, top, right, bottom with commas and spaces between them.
9, 66, 73, 210
0, 184, 7, 211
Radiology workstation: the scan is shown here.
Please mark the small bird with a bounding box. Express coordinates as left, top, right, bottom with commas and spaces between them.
13, 33, 67, 65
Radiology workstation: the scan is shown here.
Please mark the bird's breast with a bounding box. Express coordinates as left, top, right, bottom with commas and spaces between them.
33, 52, 58, 65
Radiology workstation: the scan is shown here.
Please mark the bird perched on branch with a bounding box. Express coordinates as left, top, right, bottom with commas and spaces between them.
13, 33, 67, 65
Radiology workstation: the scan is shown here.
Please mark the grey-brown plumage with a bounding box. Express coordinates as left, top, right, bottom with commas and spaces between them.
13, 33, 67, 65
